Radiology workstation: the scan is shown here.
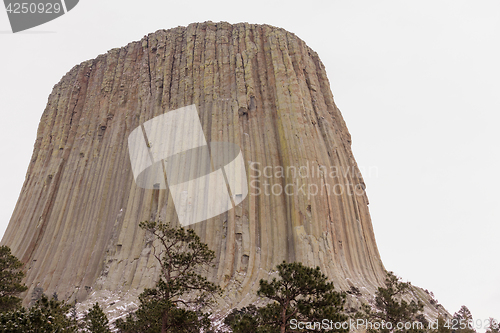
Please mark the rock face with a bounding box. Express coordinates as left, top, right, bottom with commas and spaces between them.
2, 22, 387, 314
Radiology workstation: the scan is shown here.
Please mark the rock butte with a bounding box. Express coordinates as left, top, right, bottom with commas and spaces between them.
2, 22, 441, 318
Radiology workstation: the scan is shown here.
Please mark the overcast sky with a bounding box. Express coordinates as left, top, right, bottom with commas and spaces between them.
1, 0, 498, 325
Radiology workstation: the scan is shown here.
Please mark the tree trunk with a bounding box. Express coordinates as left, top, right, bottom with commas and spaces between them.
161, 309, 168, 333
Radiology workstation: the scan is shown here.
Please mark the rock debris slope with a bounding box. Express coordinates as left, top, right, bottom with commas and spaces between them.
2, 22, 388, 313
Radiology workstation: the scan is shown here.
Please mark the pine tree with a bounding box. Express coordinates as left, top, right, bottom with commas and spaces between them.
486, 318, 499, 333
84, 302, 111, 333
224, 305, 264, 333
116, 220, 220, 333
225, 261, 348, 333
452, 306, 476, 333
0, 246, 28, 312
362, 271, 426, 333
0, 293, 77, 332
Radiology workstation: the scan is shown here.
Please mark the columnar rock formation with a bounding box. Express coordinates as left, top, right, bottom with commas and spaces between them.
2, 22, 387, 313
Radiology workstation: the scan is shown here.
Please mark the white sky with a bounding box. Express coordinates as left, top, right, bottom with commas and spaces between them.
1, 0, 498, 325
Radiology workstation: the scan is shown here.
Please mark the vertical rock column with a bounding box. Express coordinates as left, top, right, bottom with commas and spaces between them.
2, 22, 386, 310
